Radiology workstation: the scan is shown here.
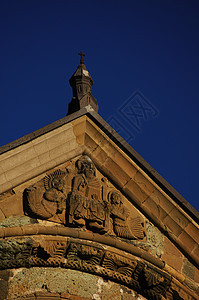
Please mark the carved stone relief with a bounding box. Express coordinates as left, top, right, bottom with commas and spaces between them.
0, 237, 175, 300
24, 155, 145, 240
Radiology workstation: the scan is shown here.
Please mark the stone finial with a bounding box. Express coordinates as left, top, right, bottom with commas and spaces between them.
67, 53, 98, 115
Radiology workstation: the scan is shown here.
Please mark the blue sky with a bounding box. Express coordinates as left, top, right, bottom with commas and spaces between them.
0, 0, 199, 212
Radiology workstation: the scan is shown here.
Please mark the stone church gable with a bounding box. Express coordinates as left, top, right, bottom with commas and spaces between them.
0, 55, 198, 299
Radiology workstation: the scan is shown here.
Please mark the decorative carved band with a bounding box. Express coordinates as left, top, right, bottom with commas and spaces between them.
0, 235, 197, 299
0, 224, 163, 269
0, 236, 172, 300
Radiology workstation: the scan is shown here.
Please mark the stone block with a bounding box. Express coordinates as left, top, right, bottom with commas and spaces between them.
163, 215, 183, 238
31, 138, 49, 155
142, 197, 167, 222
37, 151, 51, 165
177, 231, 197, 255
0, 195, 23, 218
191, 245, 199, 264
122, 179, 148, 206
146, 222, 164, 257
182, 258, 194, 280
85, 120, 117, 156
0, 270, 12, 300
103, 158, 130, 188
162, 237, 183, 272
53, 147, 84, 167
169, 208, 190, 229
49, 140, 75, 161
85, 119, 104, 143
134, 171, 155, 196
5, 157, 40, 182
0, 209, 5, 222
84, 133, 98, 153
192, 245, 199, 260
99, 137, 117, 157
0, 181, 13, 195
184, 223, 199, 244
89, 146, 107, 166
0, 144, 37, 172
46, 128, 71, 149
0, 170, 7, 186
112, 151, 138, 179
194, 266, 199, 283
149, 189, 173, 215
72, 118, 86, 139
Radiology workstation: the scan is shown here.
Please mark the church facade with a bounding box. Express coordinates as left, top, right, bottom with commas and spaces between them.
0, 54, 198, 300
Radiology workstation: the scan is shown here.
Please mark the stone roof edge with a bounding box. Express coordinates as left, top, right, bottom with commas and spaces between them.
0, 107, 198, 224
0, 108, 89, 155
88, 111, 199, 224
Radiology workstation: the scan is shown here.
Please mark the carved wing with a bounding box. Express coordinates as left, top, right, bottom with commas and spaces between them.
25, 186, 56, 219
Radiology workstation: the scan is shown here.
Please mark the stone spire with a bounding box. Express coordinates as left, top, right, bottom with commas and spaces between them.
67, 52, 98, 115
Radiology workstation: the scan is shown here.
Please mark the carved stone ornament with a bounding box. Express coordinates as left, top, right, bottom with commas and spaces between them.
24, 155, 145, 240
0, 236, 197, 299
0, 237, 173, 300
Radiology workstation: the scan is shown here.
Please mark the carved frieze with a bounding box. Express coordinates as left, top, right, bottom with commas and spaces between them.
30, 239, 68, 266
0, 237, 176, 300
24, 155, 145, 240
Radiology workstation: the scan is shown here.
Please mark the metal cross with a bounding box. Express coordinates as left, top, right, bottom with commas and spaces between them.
78, 51, 85, 64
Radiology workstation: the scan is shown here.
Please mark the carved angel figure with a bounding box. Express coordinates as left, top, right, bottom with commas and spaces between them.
69, 156, 109, 232
109, 191, 145, 240
25, 170, 68, 223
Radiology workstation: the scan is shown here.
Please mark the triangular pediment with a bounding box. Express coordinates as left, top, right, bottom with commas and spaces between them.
0, 109, 199, 299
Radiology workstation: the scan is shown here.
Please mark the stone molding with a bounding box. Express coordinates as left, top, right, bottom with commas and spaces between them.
0, 234, 198, 299
0, 225, 163, 269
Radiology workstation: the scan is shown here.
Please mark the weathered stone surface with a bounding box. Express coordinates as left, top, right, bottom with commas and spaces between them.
183, 259, 194, 280
146, 222, 164, 258
6, 268, 146, 300
0, 216, 38, 228
0, 270, 12, 300
0, 194, 23, 218
0, 238, 33, 269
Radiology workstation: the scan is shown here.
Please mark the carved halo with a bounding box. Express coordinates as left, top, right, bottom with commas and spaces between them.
75, 155, 96, 176
43, 169, 67, 191
108, 190, 123, 204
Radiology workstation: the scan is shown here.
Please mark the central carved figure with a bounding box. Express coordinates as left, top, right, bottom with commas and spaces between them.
69, 156, 108, 232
